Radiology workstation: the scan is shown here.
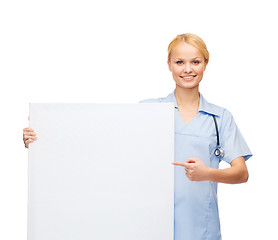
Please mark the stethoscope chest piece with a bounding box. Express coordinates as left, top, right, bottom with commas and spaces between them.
214, 147, 225, 158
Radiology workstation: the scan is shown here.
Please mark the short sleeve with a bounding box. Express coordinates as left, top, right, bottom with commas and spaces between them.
219, 109, 253, 164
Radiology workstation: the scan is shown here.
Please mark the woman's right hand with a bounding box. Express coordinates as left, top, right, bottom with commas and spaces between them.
23, 128, 37, 148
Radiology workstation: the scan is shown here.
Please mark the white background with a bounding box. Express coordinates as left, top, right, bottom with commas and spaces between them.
0, 0, 277, 239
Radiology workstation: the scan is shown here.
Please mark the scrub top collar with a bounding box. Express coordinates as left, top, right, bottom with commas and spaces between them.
167, 90, 222, 117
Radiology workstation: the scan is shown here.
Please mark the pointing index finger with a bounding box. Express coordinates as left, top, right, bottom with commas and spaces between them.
172, 162, 187, 167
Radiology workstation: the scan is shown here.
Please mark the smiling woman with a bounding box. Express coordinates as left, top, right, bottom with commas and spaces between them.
167, 33, 208, 92
139, 33, 252, 240
168, 43, 206, 91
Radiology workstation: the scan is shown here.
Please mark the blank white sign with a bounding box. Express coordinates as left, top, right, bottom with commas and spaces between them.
28, 103, 174, 240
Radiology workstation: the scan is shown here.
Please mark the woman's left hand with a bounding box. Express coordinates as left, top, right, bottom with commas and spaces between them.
172, 158, 210, 181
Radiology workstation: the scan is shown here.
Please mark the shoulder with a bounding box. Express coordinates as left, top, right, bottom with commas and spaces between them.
217, 107, 239, 135
213, 104, 233, 119
200, 94, 235, 129
219, 108, 234, 122
212, 104, 234, 127
199, 93, 228, 118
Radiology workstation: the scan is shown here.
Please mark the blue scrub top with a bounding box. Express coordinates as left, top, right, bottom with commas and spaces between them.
140, 90, 252, 240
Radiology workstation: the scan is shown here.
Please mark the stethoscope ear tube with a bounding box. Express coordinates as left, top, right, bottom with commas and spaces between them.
212, 114, 225, 158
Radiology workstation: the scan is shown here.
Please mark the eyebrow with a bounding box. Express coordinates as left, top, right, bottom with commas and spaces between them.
172, 57, 202, 60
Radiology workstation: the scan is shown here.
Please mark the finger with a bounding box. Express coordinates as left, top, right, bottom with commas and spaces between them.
23, 128, 34, 132
185, 171, 192, 180
28, 136, 37, 141
23, 134, 36, 140
23, 134, 28, 140
23, 132, 37, 138
25, 139, 34, 147
184, 162, 195, 169
186, 159, 196, 164
24, 135, 37, 141
172, 162, 186, 167
25, 140, 33, 148
27, 138, 36, 143
26, 132, 36, 136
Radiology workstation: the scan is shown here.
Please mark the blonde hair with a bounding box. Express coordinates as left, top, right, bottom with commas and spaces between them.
167, 33, 209, 65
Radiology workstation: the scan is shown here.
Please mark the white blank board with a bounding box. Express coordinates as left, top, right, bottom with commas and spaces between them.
28, 103, 174, 240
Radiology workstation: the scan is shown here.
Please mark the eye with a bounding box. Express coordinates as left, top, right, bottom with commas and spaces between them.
176, 61, 184, 65
192, 60, 200, 65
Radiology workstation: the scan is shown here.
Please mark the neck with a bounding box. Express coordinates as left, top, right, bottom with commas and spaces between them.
174, 85, 200, 108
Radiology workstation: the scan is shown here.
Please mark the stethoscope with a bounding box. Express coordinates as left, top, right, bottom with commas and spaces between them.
212, 114, 225, 158
175, 106, 225, 158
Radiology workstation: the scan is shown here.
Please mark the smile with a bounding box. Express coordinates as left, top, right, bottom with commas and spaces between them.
180, 75, 196, 81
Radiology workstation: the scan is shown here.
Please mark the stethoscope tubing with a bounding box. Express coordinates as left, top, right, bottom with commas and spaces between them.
212, 114, 224, 158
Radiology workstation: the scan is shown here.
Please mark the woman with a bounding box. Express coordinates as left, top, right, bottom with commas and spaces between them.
23, 33, 252, 240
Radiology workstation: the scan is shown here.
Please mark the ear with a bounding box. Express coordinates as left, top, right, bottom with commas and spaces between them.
167, 60, 172, 72
203, 62, 207, 71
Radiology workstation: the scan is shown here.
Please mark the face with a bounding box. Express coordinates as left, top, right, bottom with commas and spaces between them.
168, 42, 206, 90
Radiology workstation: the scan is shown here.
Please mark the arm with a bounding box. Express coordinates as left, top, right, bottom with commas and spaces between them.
207, 157, 249, 184
172, 156, 249, 184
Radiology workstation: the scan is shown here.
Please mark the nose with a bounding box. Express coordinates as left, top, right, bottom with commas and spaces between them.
183, 63, 192, 73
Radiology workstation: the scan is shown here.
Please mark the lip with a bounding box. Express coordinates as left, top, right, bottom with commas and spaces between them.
180, 75, 196, 81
